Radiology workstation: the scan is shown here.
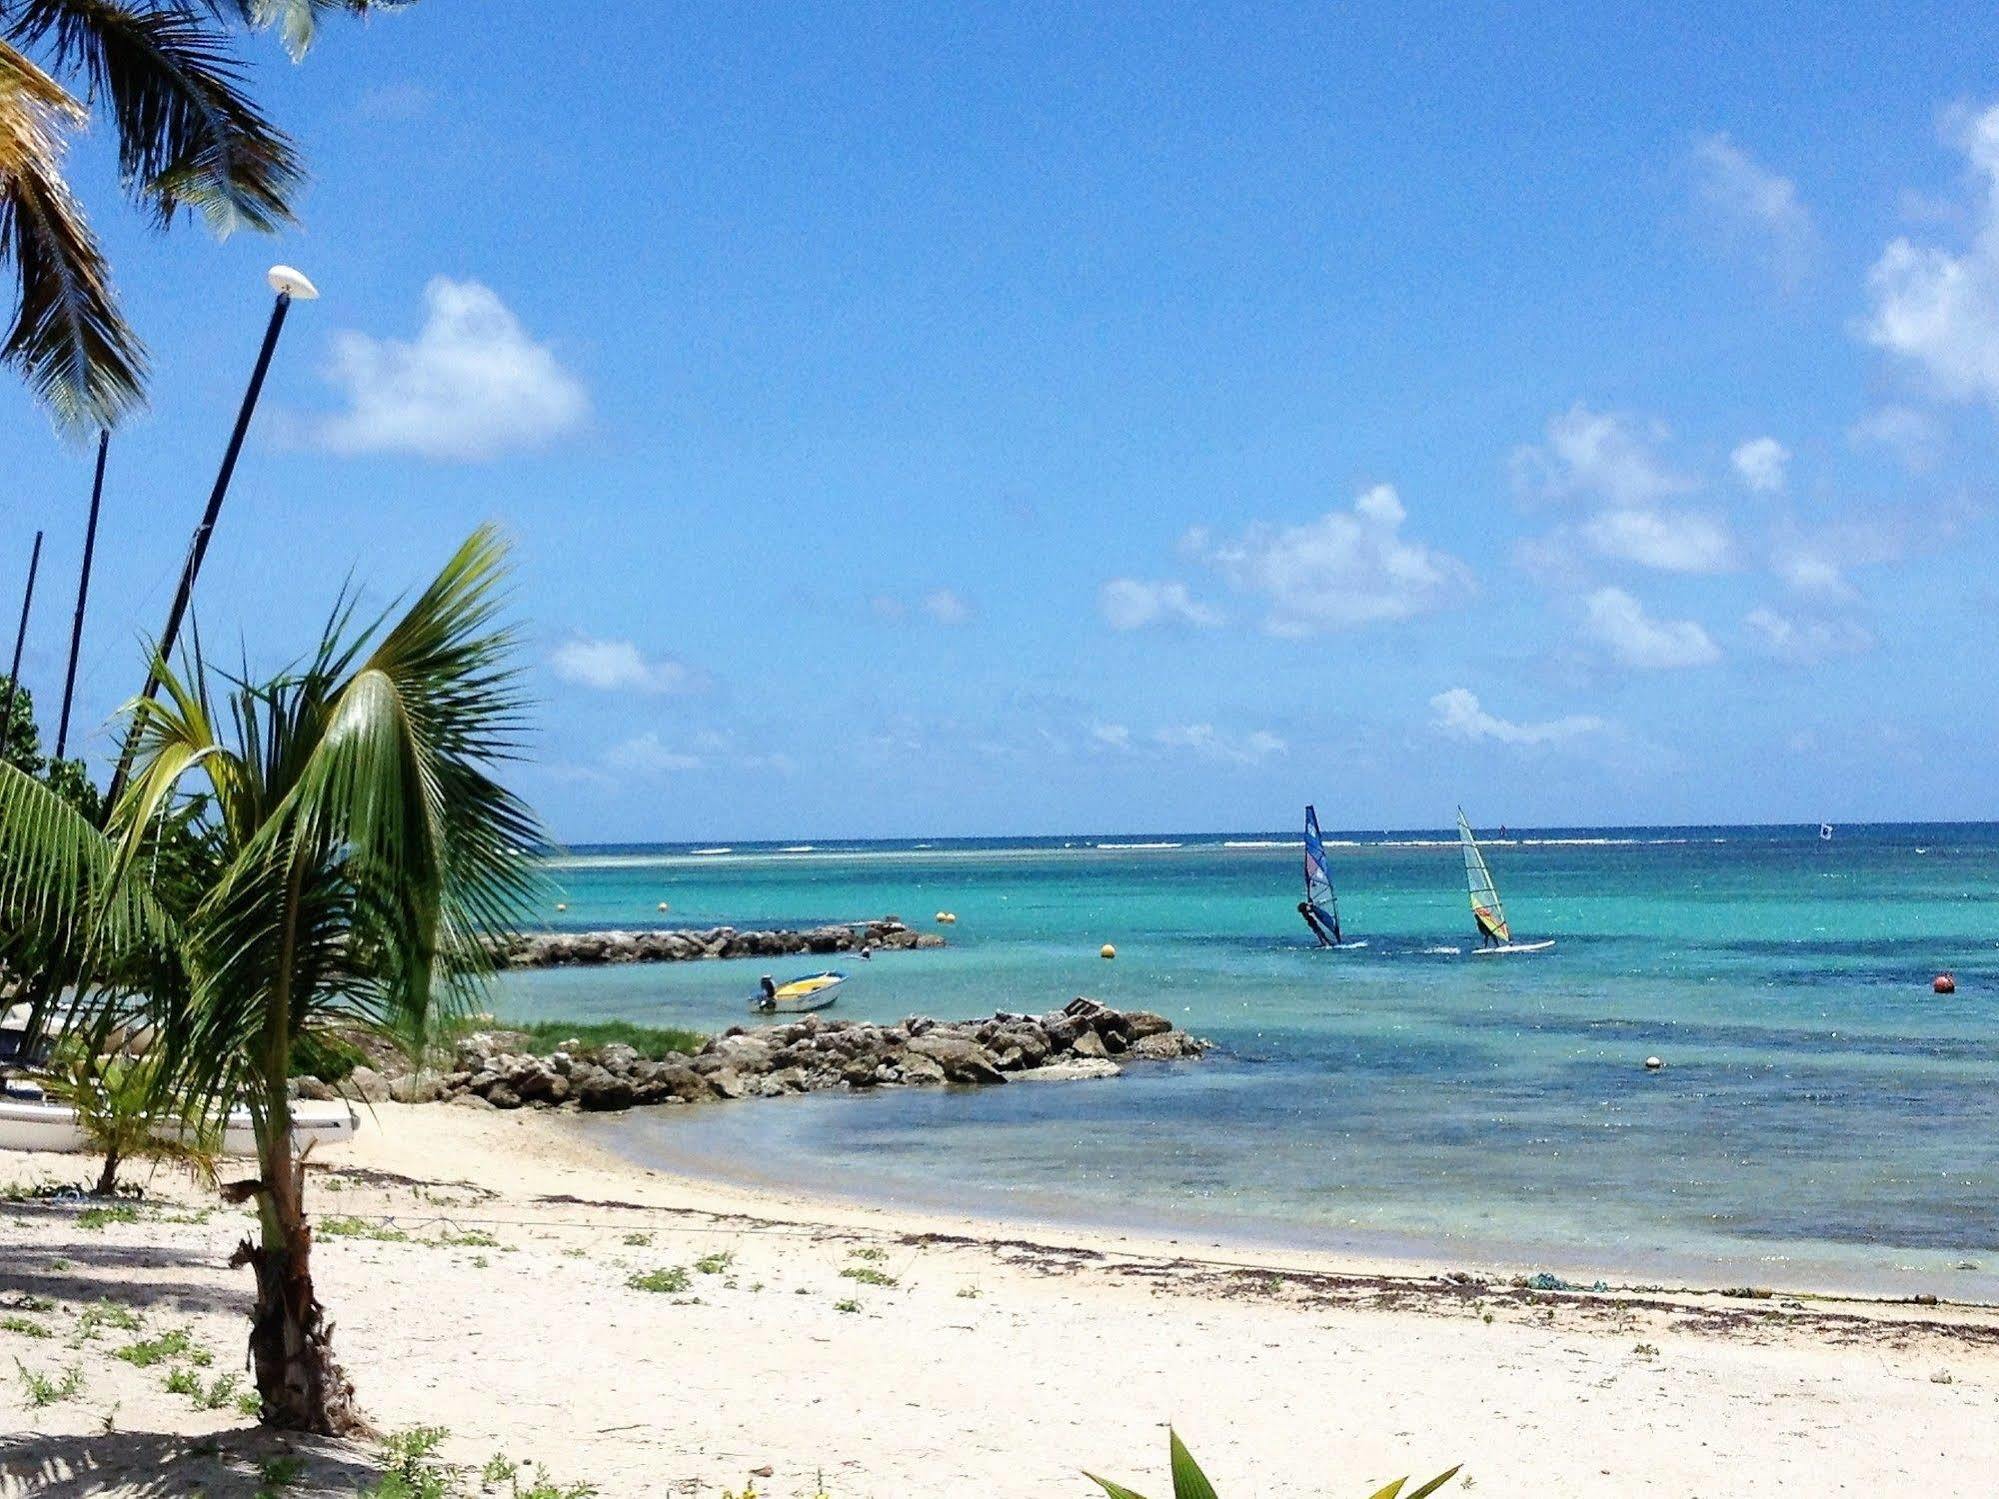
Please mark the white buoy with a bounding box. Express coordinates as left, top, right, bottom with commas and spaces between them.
555, 902, 568, 912
657, 902, 670, 912
1644, 1056, 1663, 1072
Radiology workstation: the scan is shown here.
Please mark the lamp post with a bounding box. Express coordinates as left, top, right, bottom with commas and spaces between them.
53, 431, 109, 762
104, 265, 318, 808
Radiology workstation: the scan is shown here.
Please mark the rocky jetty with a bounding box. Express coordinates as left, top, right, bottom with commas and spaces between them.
490, 917, 943, 969
335, 999, 1207, 1114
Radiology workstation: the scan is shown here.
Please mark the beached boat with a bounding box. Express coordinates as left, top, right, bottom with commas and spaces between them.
0, 1094, 361, 1157
1298, 804, 1356, 947
750, 971, 845, 1014
1459, 808, 1554, 954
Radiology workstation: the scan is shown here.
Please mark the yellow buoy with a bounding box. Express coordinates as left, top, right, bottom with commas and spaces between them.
1100, 943, 1117, 959
935, 911, 957, 924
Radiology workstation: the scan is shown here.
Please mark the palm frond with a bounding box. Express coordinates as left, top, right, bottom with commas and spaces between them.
0, 37, 145, 429
15, 0, 305, 233
0, 755, 168, 966
205, 0, 406, 62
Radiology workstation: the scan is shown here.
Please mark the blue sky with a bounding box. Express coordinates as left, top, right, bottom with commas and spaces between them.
7, 1, 1999, 840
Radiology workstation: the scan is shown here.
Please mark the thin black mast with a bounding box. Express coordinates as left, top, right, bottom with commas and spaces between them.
2, 529, 45, 748
54, 431, 109, 761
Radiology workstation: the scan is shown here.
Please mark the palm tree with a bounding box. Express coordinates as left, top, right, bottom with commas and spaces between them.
0, 0, 398, 430
0, 525, 540, 1432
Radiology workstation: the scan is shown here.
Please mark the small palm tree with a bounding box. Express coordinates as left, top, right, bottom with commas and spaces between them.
0, 0, 399, 430
45, 1040, 218, 1196
0, 525, 540, 1432
1089, 1430, 1461, 1499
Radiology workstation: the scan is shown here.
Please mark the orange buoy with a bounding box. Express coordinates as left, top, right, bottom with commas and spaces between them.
1934, 973, 1957, 994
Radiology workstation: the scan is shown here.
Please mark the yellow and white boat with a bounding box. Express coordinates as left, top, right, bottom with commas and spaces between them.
750, 971, 846, 1014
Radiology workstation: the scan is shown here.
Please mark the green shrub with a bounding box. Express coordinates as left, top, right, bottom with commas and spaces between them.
1086, 1430, 1460, 1498
1, 1315, 51, 1338
15, 1360, 85, 1406
626, 1267, 691, 1294
291, 1028, 369, 1083
839, 1266, 896, 1288
694, 1251, 734, 1275
114, 1328, 210, 1368
77, 1203, 140, 1230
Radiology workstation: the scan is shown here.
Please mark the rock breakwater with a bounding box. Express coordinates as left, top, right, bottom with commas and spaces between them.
491, 918, 942, 969
337, 999, 1207, 1114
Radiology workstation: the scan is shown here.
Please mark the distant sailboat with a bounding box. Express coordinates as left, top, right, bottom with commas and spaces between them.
1299, 805, 1343, 947
1459, 807, 1553, 955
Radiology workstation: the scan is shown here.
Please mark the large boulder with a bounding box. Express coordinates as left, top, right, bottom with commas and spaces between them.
344, 1066, 391, 1104
577, 1072, 635, 1111
905, 1033, 1005, 1086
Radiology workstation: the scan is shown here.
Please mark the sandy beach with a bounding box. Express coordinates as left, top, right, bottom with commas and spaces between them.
3, 1102, 1996, 1496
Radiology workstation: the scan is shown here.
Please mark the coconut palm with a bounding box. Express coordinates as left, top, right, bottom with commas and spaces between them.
0, 525, 540, 1432
0, 0, 399, 430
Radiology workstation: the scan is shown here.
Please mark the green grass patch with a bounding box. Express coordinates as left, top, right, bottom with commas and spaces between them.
620, 1231, 652, 1247
694, 1250, 734, 1275
833, 1297, 861, 1314
839, 1266, 897, 1288
77, 1203, 140, 1230
16, 1360, 85, 1406
495, 1018, 705, 1060
76, 1301, 143, 1338
319, 1215, 411, 1243
625, 1267, 691, 1294
434, 1228, 500, 1249
365, 1425, 453, 1499
1, 1315, 51, 1338
114, 1328, 210, 1368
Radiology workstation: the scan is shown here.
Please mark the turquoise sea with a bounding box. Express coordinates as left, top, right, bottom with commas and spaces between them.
492, 825, 1999, 1295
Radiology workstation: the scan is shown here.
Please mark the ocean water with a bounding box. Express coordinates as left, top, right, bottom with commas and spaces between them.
491, 825, 1999, 1294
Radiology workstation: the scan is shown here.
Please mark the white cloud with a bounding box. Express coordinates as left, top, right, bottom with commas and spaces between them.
1513, 405, 1692, 510
1580, 506, 1736, 573
550, 636, 699, 694
1731, 436, 1790, 494
1583, 587, 1720, 669
314, 278, 587, 461
1098, 578, 1223, 631
1864, 103, 1999, 406
1688, 133, 1816, 285
603, 733, 704, 774
1773, 551, 1853, 600
1186, 484, 1472, 635
1847, 404, 1942, 470
1430, 688, 1605, 746
1152, 723, 1288, 764
1743, 607, 1874, 664
1088, 723, 1133, 752
921, 589, 973, 626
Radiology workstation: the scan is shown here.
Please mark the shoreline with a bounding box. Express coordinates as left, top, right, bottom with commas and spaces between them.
6, 1103, 1998, 1495
563, 1102, 1999, 1314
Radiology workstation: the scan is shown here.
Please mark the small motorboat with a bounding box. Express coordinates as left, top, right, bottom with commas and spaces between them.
750, 971, 846, 1014
0, 1094, 361, 1157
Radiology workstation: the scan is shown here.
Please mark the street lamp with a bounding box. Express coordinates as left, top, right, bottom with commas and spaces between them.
104, 265, 319, 807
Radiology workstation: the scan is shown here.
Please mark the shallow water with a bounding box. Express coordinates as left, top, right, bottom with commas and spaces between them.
493, 824, 1999, 1293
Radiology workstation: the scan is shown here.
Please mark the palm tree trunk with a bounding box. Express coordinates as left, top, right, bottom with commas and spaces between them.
93, 1146, 121, 1197
233, 1085, 362, 1433
230, 852, 363, 1434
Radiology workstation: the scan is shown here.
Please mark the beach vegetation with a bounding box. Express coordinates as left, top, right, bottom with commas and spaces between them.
620, 1231, 652, 1246
694, 1249, 734, 1274
1086, 1430, 1461, 1498
833, 1297, 861, 1314
0, 0, 394, 429
15, 1358, 85, 1406
0, 1314, 51, 1337
44, 1043, 220, 1197
113, 1326, 210, 1367
75, 1300, 142, 1338
0, 528, 542, 1434
259, 1454, 306, 1492
626, 1266, 691, 1294
847, 1246, 886, 1261
319, 1215, 412, 1243
839, 1265, 896, 1288
367, 1425, 454, 1499
75, 1201, 139, 1229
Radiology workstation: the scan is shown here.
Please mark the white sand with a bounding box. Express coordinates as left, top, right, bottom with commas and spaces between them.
4, 1102, 1998, 1496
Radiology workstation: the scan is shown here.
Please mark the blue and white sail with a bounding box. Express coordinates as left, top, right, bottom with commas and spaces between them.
1300, 805, 1343, 946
